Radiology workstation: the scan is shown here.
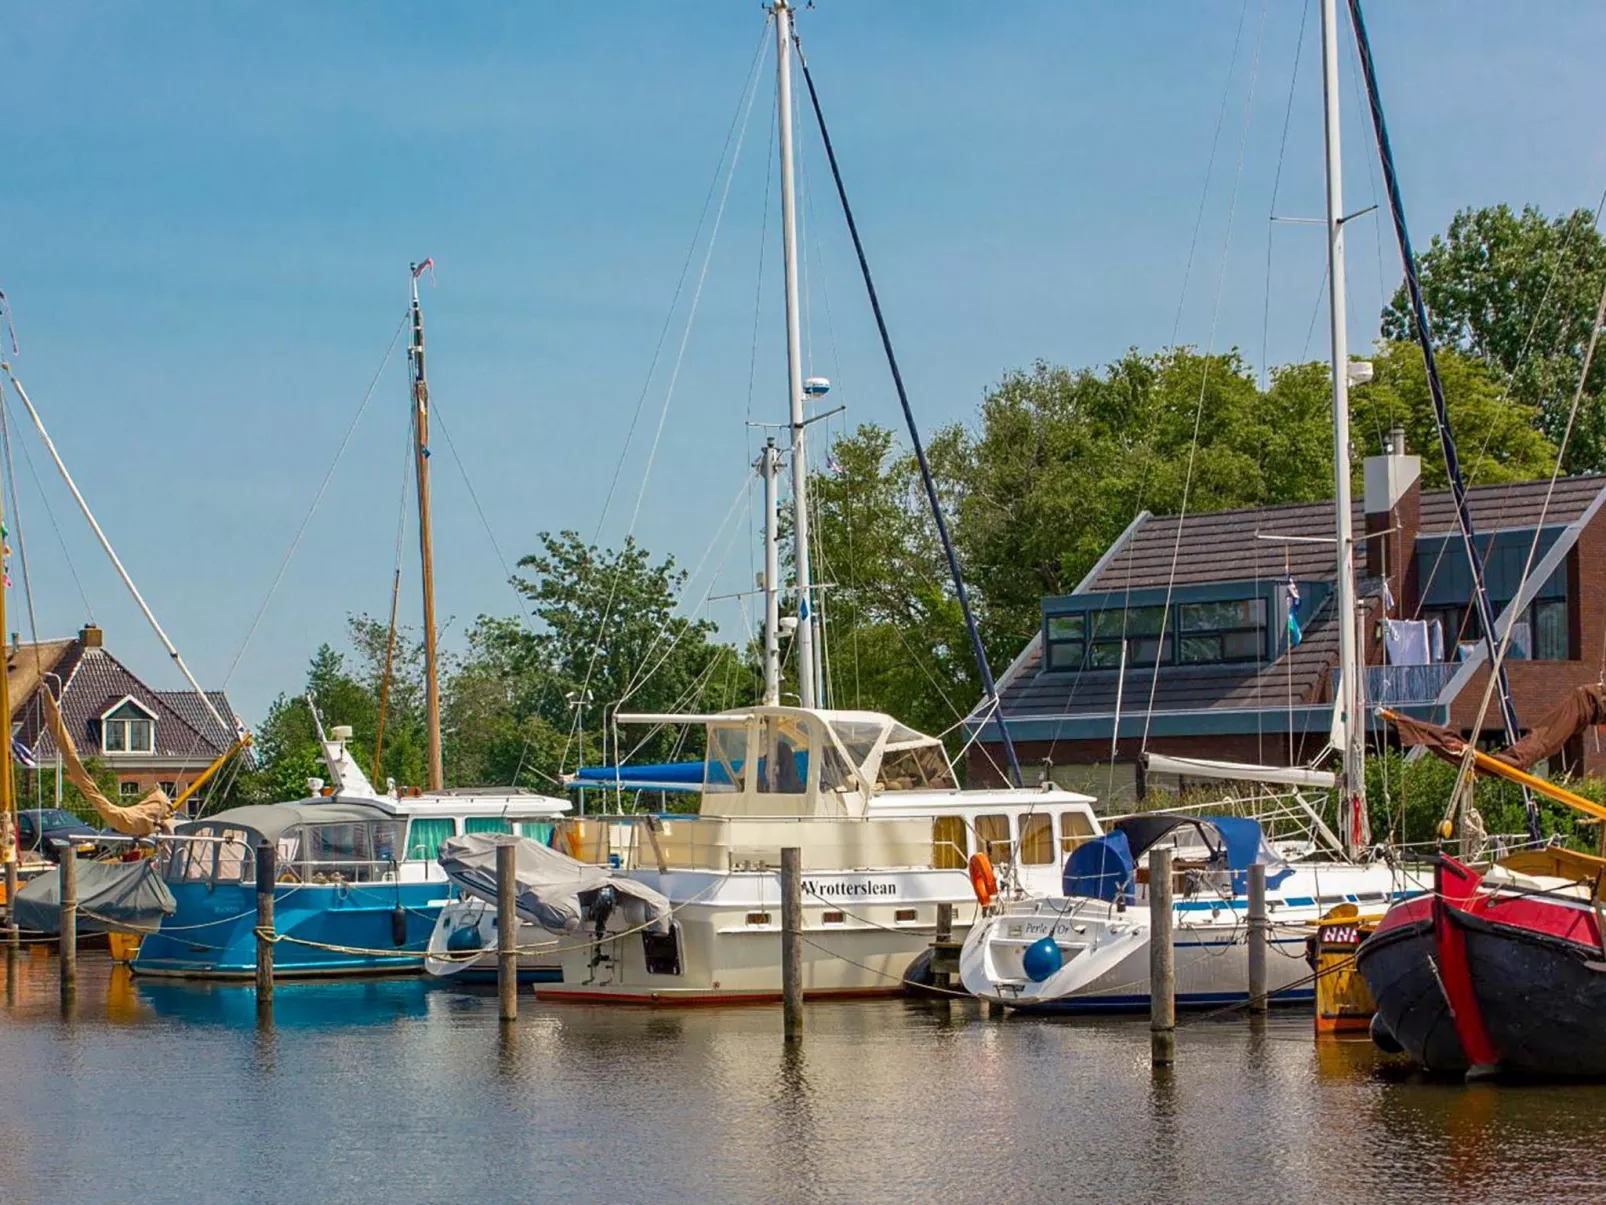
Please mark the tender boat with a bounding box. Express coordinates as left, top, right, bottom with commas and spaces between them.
522, 704, 1101, 1004
133, 722, 569, 979
960, 814, 1425, 1012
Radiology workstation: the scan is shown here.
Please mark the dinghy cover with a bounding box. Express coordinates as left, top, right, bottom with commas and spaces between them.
13, 859, 176, 935
438, 833, 671, 936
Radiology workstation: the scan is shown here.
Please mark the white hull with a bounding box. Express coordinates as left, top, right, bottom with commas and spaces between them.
424, 897, 563, 981
537, 867, 987, 1003
961, 862, 1429, 1012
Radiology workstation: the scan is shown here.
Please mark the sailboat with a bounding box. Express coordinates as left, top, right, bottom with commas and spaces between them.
957, 0, 1433, 1012
422, 1, 1107, 1005
132, 266, 572, 980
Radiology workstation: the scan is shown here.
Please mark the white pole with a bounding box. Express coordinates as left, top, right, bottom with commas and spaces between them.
760, 438, 781, 705
3, 365, 234, 739
774, 0, 816, 708
1321, 0, 1367, 854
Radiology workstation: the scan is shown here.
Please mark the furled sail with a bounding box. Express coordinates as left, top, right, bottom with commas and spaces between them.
41, 691, 175, 837
1389, 685, 1606, 774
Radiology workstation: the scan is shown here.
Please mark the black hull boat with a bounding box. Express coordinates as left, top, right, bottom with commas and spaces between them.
1353, 908, 1467, 1075
1451, 905, 1606, 1081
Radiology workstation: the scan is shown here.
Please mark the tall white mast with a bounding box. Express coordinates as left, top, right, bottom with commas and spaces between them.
759, 438, 782, 706
774, 0, 817, 707
1321, 0, 1368, 853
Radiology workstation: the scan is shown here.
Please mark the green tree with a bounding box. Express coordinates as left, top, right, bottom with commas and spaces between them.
1349, 342, 1558, 486
1381, 203, 1606, 471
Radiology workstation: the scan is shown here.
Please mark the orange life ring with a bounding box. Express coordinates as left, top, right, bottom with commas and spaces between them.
968, 851, 998, 906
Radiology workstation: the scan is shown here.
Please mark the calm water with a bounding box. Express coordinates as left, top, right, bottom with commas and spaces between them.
0, 952, 1600, 1205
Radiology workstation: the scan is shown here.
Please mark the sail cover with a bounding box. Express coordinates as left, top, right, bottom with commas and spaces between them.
1390, 685, 1606, 773
438, 833, 670, 936
13, 858, 176, 935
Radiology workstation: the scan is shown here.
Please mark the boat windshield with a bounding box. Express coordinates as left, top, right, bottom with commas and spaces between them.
877, 744, 956, 791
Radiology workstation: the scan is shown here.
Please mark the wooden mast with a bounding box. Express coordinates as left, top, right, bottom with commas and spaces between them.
409, 261, 443, 791
0, 464, 13, 871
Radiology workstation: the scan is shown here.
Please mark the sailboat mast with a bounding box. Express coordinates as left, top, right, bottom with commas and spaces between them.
409, 262, 444, 791
759, 438, 782, 706
1321, 0, 1368, 852
774, 0, 817, 708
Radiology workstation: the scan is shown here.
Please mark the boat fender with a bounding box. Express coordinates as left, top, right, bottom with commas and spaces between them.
968, 852, 998, 906
1022, 935, 1063, 983
391, 905, 407, 947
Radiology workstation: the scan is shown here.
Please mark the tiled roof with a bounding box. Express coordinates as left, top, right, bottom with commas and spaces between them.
9, 637, 237, 764
1087, 475, 1606, 593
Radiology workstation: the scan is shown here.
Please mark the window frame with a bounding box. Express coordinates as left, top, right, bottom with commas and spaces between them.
1044, 595, 1271, 672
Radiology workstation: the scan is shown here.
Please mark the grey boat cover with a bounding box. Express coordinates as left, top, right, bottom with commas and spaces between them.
13, 859, 176, 936
439, 833, 670, 936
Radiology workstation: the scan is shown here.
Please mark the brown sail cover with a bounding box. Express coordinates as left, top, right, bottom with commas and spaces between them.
40, 692, 175, 837
1389, 684, 1606, 774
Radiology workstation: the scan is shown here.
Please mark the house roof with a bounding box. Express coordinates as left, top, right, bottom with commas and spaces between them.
1087, 475, 1606, 593
7, 634, 239, 764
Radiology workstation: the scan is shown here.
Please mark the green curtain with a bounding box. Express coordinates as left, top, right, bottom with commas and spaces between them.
464, 817, 513, 836
406, 817, 456, 862
516, 822, 555, 846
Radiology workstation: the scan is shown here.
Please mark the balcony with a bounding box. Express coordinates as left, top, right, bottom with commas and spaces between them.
1331, 663, 1459, 706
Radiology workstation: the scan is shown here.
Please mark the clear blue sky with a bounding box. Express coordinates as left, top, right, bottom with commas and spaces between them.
1, 1, 1602, 725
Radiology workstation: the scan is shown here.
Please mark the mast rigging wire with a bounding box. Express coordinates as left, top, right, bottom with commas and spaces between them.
792, 32, 1024, 787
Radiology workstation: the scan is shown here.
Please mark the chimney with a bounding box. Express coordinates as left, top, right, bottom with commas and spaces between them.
79, 623, 103, 649
1363, 427, 1421, 611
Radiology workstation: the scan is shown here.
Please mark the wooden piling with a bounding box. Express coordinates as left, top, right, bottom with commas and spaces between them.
497, 840, 517, 1023
1149, 846, 1174, 1066
932, 901, 955, 992
255, 840, 276, 1009
1247, 862, 1268, 1015
58, 845, 77, 994
781, 847, 802, 1042
5, 858, 17, 952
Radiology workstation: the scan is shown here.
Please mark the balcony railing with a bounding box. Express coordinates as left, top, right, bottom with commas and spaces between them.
1331, 663, 1459, 706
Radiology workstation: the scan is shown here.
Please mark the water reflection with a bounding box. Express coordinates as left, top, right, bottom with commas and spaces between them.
1, 956, 1605, 1204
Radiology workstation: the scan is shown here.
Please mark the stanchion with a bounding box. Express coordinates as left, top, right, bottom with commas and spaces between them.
781, 847, 802, 1042
1149, 846, 1174, 1066
497, 841, 517, 1023
1247, 863, 1268, 1015
58, 844, 78, 1000
256, 840, 276, 1012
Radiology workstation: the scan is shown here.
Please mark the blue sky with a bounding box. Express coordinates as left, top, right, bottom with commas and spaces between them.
1, 1, 1602, 725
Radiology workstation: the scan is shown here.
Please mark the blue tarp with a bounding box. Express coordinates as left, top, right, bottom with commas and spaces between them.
1062, 830, 1135, 903
1210, 815, 1293, 891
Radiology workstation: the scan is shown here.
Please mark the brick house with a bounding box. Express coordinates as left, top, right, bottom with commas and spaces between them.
6, 623, 244, 809
964, 434, 1606, 805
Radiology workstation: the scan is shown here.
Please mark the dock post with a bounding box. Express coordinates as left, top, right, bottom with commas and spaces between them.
58, 845, 77, 996
1247, 863, 1268, 1015
5, 856, 17, 953
1149, 847, 1174, 1066
255, 840, 276, 1010
933, 901, 954, 992
781, 847, 802, 1042
497, 840, 517, 1023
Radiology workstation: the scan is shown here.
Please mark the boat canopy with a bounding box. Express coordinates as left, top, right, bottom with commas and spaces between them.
175, 802, 395, 845
1062, 829, 1135, 903
594, 705, 958, 818
439, 832, 669, 935
1063, 814, 1292, 896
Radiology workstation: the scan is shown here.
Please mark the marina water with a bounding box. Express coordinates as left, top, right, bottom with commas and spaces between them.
0, 953, 1598, 1205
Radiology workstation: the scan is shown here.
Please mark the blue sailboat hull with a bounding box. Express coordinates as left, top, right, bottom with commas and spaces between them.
133, 880, 445, 979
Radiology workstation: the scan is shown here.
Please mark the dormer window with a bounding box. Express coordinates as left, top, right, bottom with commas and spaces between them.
102, 698, 156, 755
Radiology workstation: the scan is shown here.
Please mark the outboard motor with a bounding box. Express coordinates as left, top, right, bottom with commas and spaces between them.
585, 885, 617, 974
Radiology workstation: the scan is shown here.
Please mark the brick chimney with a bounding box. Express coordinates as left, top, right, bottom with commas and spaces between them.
1363, 426, 1421, 613
79, 623, 103, 649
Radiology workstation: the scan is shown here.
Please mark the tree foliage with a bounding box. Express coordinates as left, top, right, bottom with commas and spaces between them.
1382, 203, 1606, 472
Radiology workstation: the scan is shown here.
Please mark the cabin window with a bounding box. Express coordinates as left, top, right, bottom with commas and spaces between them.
214, 828, 254, 884
371, 820, 404, 865
406, 818, 455, 862
302, 823, 371, 880
757, 716, 811, 794
517, 821, 555, 845
102, 700, 156, 754
704, 724, 747, 794
1178, 598, 1266, 664
464, 817, 513, 835
1060, 811, 1096, 854
879, 745, 957, 792
1019, 814, 1054, 865
973, 814, 1012, 866
932, 815, 967, 869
